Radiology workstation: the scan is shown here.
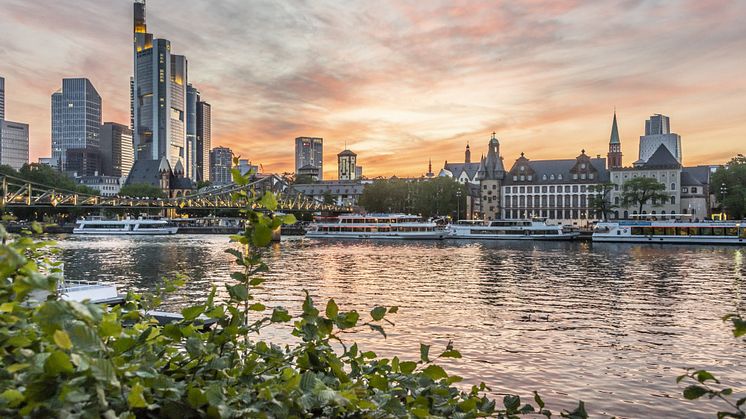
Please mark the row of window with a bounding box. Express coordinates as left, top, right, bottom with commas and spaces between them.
469, 229, 560, 235
316, 226, 434, 232
503, 185, 591, 193
511, 172, 596, 182
631, 227, 746, 238
505, 209, 597, 219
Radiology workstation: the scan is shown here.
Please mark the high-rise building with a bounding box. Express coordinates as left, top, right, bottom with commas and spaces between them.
196, 100, 211, 181
51, 78, 102, 171
0, 76, 5, 120
638, 114, 682, 164
607, 112, 623, 169
132, 0, 188, 171
100, 122, 134, 178
295, 137, 323, 180
210, 146, 233, 185
0, 120, 29, 170
337, 149, 357, 180
186, 84, 198, 180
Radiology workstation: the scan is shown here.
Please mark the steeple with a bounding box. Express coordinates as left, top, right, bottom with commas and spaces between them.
607, 111, 623, 169
465, 142, 471, 163
426, 158, 434, 178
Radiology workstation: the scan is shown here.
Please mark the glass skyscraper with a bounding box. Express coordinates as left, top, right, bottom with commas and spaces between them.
0, 76, 5, 120
196, 100, 211, 182
50, 78, 102, 171
295, 137, 324, 180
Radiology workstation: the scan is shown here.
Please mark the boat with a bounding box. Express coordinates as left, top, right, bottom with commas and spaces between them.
447, 218, 580, 240
305, 214, 446, 240
593, 214, 746, 245
73, 217, 178, 235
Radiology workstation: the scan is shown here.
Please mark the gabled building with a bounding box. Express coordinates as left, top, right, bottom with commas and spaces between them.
125, 156, 194, 197
476, 132, 505, 220
438, 143, 481, 184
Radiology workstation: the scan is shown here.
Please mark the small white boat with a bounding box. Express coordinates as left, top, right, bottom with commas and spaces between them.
306, 214, 446, 240
58, 280, 125, 304
73, 217, 178, 235
447, 218, 579, 240
593, 215, 746, 245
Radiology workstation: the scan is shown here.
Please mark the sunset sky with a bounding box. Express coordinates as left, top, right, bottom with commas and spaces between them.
0, 0, 744, 178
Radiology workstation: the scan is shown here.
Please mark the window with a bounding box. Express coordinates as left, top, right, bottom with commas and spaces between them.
682, 187, 688, 193
527, 175, 533, 181
492, 184, 496, 189
614, 197, 619, 205
573, 174, 578, 180
542, 174, 547, 180
580, 173, 586, 180
549, 186, 555, 193
671, 196, 676, 204
558, 174, 563, 180
589, 173, 594, 179
520, 166, 525, 171
691, 187, 697, 193
513, 176, 517, 181
550, 174, 555, 180
671, 183, 676, 190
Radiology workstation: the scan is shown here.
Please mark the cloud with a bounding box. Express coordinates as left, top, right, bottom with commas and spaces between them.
0, 0, 744, 176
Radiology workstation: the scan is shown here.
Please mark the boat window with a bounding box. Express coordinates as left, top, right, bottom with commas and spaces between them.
741, 228, 746, 239
726, 227, 738, 236
677, 227, 689, 236
665, 227, 676, 236
699, 227, 712, 236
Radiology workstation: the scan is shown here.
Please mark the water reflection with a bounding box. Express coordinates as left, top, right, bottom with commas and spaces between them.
57, 235, 745, 417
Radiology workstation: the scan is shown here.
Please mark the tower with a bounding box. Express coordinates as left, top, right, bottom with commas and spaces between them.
607, 111, 623, 169
337, 149, 357, 180
477, 132, 505, 220
465, 142, 471, 163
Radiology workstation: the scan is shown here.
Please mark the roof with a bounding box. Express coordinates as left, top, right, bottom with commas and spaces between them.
125, 158, 170, 187
337, 149, 356, 157
171, 177, 195, 190
443, 162, 481, 180
683, 165, 714, 185
293, 181, 364, 195
609, 112, 620, 144
680, 170, 702, 187
643, 144, 681, 169
504, 157, 609, 185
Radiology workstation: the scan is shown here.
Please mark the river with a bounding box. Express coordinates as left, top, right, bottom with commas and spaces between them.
57, 235, 745, 418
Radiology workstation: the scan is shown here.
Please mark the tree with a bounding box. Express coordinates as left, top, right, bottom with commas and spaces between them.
711, 154, 746, 219
2, 163, 99, 195
322, 190, 335, 205
620, 177, 670, 215
119, 183, 166, 199
196, 180, 212, 190
293, 174, 316, 185
359, 177, 467, 217
588, 183, 616, 220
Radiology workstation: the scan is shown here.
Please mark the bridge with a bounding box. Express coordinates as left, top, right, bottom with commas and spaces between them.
0, 173, 353, 213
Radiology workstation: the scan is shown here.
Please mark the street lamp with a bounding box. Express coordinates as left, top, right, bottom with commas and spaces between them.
720, 182, 728, 219
456, 190, 462, 221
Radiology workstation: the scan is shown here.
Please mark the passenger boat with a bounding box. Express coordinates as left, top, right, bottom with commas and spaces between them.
305, 214, 446, 240
73, 217, 178, 235
593, 215, 745, 245
447, 218, 579, 240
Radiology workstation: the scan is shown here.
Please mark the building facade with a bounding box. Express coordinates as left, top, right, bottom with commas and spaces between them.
502, 151, 609, 224
51, 78, 102, 170
476, 133, 505, 220
132, 0, 188, 171
293, 180, 366, 207
210, 146, 233, 185
295, 137, 323, 180
77, 175, 121, 197
439, 143, 481, 184
337, 149, 357, 180
638, 114, 682, 164
100, 122, 134, 179
186, 84, 198, 180
196, 100, 211, 182
65, 147, 101, 177
0, 120, 29, 170
0, 76, 5, 120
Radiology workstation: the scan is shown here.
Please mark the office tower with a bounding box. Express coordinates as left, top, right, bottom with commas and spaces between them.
186, 84, 198, 180
196, 100, 211, 181
0, 76, 5, 120
337, 149, 357, 180
51, 78, 102, 172
132, 0, 188, 170
100, 122, 134, 178
638, 114, 682, 164
0, 120, 29, 170
295, 137, 323, 180
210, 146, 233, 185
65, 148, 101, 176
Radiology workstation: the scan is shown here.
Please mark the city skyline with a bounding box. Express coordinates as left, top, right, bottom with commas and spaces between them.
1, 0, 745, 177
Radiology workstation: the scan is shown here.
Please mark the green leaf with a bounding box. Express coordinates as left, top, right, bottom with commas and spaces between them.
0, 389, 24, 407
534, 391, 545, 409
252, 223, 273, 247
260, 191, 278, 211
369, 374, 388, 391
336, 310, 360, 329
400, 361, 417, 374
694, 370, 719, 384
181, 305, 206, 321
281, 214, 297, 225
53, 329, 73, 350
683, 385, 709, 400
388, 306, 399, 314
368, 324, 386, 338
420, 343, 430, 363
187, 387, 207, 408
7, 363, 29, 373
439, 349, 462, 359
227, 284, 249, 301
503, 394, 520, 411
271, 307, 292, 323
326, 299, 339, 319
422, 364, 447, 381
370, 306, 386, 321
44, 350, 74, 375
248, 303, 266, 311
128, 382, 148, 409
731, 317, 746, 338
458, 397, 477, 412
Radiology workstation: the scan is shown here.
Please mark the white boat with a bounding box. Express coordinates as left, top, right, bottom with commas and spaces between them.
306, 214, 446, 240
73, 217, 178, 235
593, 215, 746, 245
58, 280, 125, 304
447, 219, 579, 240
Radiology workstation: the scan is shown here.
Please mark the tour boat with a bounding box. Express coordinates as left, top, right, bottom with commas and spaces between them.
305, 214, 446, 240
593, 215, 745, 245
447, 219, 580, 240
73, 217, 178, 235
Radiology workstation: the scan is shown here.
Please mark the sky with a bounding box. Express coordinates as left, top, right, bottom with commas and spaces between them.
0, 0, 744, 178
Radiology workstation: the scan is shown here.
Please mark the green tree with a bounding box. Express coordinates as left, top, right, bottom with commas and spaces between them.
119, 183, 166, 199
1, 163, 99, 195
322, 190, 335, 205
620, 177, 670, 215
196, 180, 212, 190
359, 177, 467, 217
711, 154, 746, 219
588, 183, 617, 221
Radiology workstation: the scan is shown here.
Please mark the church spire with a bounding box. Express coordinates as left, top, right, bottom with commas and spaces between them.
607, 110, 623, 169
609, 110, 620, 145
465, 142, 471, 163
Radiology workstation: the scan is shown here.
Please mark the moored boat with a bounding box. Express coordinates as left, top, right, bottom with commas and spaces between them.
306, 214, 445, 240
593, 215, 745, 245
447, 218, 579, 240
73, 217, 178, 235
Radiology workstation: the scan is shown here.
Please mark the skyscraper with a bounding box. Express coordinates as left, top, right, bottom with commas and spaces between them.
196, 100, 211, 182
295, 137, 323, 180
210, 146, 233, 185
132, 0, 188, 171
100, 122, 134, 178
0, 120, 29, 170
337, 149, 357, 180
51, 78, 102, 172
186, 84, 198, 180
638, 114, 682, 164
0, 76, 5, 120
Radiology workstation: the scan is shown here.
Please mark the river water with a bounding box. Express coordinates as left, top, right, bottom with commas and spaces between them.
57, 235, 745, 418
